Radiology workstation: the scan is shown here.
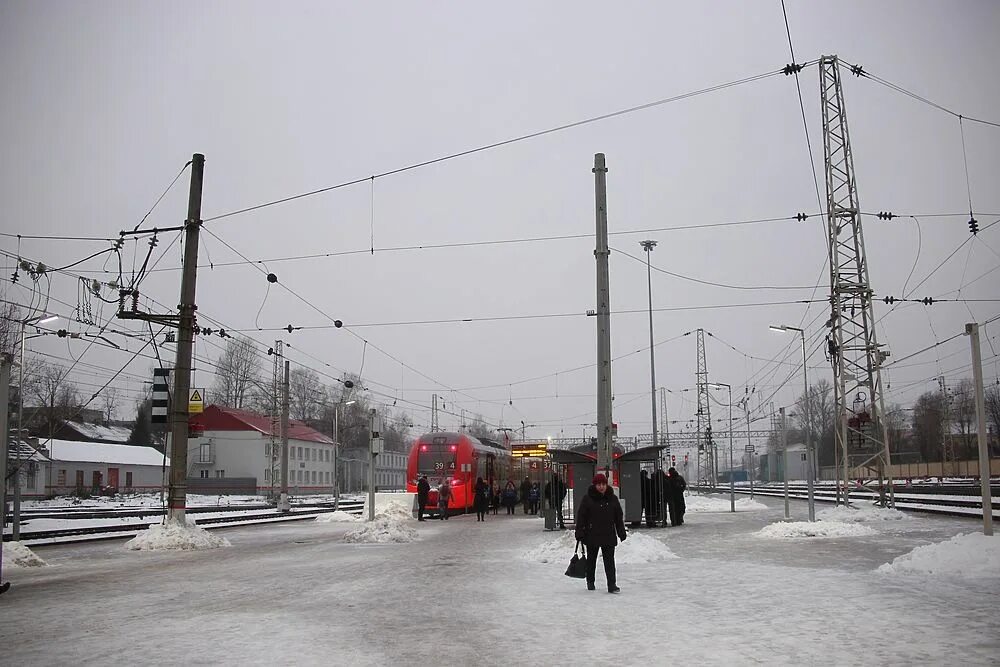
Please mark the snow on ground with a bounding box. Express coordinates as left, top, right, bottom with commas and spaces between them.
756, 520, 877, 539
1, 541, 47, 567
315, 510, 362, 523
343, 515, 417, 543
124, 520, 232, 551
818, 505, 912, 522
22, 492, 363, 510
685, 493, 769, 512
521, 529, 676, 565
4, 496, 999, 665
877, 532, 1000, 578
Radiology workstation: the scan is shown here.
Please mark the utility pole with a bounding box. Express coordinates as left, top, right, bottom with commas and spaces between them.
369, 408, 382, 521
594, 153, 613, 474
431, 394, 439, 432
781, 406, 789, 520
820, 56, 892, 508
269, 340, 284, 498
278, 360, 290, 513
966, 323, 994, 536
641, 240, 659, 474
166, 152, 205, 525
1, 353, 12, 594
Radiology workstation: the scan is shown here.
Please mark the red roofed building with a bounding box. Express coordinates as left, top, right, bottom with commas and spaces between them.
188, 405, 336, 495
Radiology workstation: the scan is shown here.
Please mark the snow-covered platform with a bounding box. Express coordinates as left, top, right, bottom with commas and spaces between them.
2, 494, 998, 665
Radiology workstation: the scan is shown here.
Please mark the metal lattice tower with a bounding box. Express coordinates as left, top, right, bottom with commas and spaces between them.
695, 328, 713, 486
431, 393, 439, 432
269, 339, 284, 496
820, 55, 894, 505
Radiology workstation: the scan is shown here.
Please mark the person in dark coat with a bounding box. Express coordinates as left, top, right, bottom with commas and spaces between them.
503, 480, 518, 515
544, 473, 568, 529
474, 476, 489, 522
519, 477, 532, 514
666, 467, 687, 526
528, 482, 540, 515
575, 473, 626, 593
490, 482, 500, 515
438, 481, 451, 520
416, 475, 431, 521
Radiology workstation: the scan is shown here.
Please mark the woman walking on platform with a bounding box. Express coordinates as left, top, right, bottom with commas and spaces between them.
575, 473, 627, 593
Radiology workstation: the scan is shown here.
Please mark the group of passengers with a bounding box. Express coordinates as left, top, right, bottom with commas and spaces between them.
639, 467, 687, 527
414, 473, 552, 521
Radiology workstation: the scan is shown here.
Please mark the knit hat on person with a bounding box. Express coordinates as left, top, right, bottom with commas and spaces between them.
593, 473, 608, 485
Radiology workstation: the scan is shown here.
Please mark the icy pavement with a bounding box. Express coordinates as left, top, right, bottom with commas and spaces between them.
1, 494, 997, 665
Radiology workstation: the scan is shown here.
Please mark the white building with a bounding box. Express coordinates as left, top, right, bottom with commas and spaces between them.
5, 438, 169, 498
188, 405, 337, 495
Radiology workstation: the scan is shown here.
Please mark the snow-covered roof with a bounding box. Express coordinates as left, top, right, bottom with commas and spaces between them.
63, 421, 132, 443
42, 439, 168, 467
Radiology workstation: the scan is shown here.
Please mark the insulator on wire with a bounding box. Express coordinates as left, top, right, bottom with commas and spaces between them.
850, 64, 865, 77
883, 296, 896, 304
795, 212, 808, 222
921, 297, 935, 306
969, 216, 979, 235
782, 63, 804, 75
877, 211, 895, 220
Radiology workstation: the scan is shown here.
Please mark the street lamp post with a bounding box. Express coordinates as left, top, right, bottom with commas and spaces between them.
770, 324, 815, 521
710, 383, 734, 512
640, 241, 659, 458
12, 314, 58, 540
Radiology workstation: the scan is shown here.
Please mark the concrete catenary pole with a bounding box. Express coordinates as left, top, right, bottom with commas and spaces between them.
781, 407, 789, 519
1, 353, 12, 594
279, 360, 290, 513
594, 154, 613, 473
167, 152, 204, 526
966, 322, 994, 536
641, 241, 659, 463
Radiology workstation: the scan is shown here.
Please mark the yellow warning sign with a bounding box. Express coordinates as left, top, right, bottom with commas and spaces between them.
189, 388, 205, 414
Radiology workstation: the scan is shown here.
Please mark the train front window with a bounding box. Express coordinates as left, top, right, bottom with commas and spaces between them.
418, 443, 457, 475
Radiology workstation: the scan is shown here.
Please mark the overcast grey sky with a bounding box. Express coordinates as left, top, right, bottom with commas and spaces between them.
2, 1, 998, 446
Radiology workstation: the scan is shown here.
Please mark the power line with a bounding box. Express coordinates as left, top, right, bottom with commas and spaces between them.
198, 67, 792, 226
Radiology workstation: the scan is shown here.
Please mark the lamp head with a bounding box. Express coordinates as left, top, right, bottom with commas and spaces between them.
37, 315, 59, 325
769, 325, 787, 332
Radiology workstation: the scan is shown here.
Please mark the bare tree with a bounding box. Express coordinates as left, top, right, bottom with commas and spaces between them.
289, 367, 323, 422
986, 383, 1000, 455
101, 386, 119, 424
795, 378, 835, 467
949, 378, 976, 458
0, 297, 20, 360
28, 361, 80, 435
211, 338, 261, 409
465, 414, 495, 442
911, 391, 946, 463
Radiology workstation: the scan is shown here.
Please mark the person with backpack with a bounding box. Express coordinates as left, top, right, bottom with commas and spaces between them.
438, 480, 452, 520
666, 467, 687, 526
474, 476, 490, 522
416, 475, 431, 521
519, 476, 532, 514
575, 473, 627, 593
503, 480, 518, 515
528, 482, 540, 515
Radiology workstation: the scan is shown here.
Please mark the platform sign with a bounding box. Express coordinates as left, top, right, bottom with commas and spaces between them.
744, 445, 756, 453
511, 442, 549, 458
189, 388, 205, 414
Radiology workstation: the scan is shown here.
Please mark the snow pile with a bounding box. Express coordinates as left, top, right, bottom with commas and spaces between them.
373, 502, 415, 523
315, 510, 362, 523
521, 530, 676, 565
818, 505, 911, 523
343, 515, 418, 544
877, 533, 1000, 578
2, 542, 48, 568
756, 521, 876, 539
125, 520, 231, 551
685, 494, 769, 512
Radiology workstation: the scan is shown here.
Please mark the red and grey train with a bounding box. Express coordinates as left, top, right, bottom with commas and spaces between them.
406, 432, 514, 511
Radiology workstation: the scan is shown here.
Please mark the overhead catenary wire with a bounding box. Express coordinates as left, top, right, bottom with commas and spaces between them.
198, 66, 796, 227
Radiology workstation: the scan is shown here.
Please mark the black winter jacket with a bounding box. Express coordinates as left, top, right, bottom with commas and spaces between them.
575, 485, 627, 547
417, 478, 431, 503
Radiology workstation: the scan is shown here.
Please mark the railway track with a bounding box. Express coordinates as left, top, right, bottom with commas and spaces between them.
715, 484, 1000, 519
5, 500, 366, 546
